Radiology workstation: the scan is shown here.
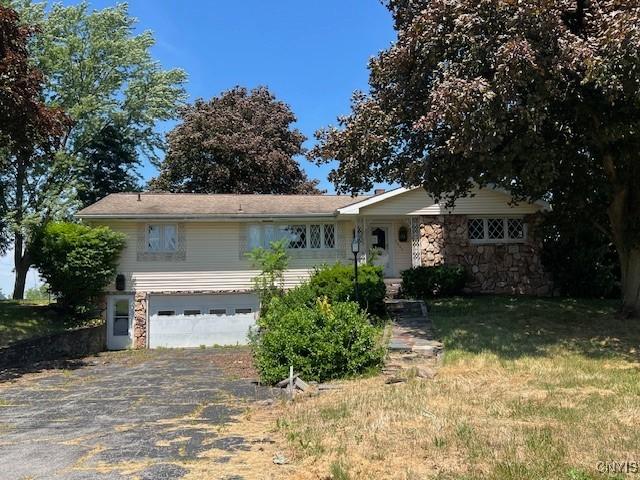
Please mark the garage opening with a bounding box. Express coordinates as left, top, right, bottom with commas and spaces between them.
148, 293, 259, 348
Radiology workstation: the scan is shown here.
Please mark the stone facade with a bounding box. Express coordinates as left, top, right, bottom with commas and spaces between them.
419, 214, 551, 295
133, 291, 148, 348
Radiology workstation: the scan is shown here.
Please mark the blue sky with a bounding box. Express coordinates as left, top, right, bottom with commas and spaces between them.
0, 1, 396, 296
92, 0, 396, 191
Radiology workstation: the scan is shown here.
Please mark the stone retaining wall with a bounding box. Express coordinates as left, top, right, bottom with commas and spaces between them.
0, 324, 106, 369
419, 214, 551, 295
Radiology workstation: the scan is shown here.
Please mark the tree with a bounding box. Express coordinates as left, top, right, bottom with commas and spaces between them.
75, 124, 142, 208
310, 0, 640, 314
31, 222, 126, 315
4, 1, 187, 299
150, 86, 320, 194
0, 5, 67, 297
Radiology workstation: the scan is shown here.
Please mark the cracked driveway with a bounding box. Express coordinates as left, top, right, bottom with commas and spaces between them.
0, 348, 277, 480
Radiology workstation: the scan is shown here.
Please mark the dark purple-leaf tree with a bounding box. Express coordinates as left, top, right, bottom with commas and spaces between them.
310, 0, 640, 314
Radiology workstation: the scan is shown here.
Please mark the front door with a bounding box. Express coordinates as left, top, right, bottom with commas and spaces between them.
369, 224, 393, 277
107, 295, 134, 350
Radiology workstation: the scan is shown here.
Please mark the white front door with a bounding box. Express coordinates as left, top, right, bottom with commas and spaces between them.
369, 224, 393, 277
107, 295, 134, 350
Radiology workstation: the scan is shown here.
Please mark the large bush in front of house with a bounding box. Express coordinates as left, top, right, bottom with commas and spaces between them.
250, 295, 385, 384
31, 222, 126, 315
307, 262, 386, 315
400, 265, 467, 298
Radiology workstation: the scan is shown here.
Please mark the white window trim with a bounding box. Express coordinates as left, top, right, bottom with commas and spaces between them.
145, 223, 178, 253
468, 217, 527, 244
248, 223, 337, 250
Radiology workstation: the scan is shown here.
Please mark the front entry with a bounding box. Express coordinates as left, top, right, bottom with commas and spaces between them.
107, 295, 134, 350
369, 224, 393, 277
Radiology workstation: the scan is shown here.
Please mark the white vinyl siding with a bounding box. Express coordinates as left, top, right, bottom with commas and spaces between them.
359, 187, 540, 216
100, 220, 353, 293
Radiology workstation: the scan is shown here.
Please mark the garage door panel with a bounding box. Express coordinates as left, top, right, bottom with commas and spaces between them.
148, 294, 258, 348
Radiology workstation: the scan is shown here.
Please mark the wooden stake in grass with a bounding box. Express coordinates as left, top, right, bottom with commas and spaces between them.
289, 365, 294, 400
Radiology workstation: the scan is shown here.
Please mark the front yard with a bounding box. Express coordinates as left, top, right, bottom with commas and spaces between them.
275, 296, 640, 479
1, 296, 638, 479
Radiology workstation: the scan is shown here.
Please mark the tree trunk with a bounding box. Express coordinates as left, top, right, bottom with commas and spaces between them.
12, 156, 28, 300
605, 158, 640, 315
619, 247, 640, 316
12, 247, 29, 300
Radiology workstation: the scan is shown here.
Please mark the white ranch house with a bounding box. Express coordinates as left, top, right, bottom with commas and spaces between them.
77, 187, 550, 350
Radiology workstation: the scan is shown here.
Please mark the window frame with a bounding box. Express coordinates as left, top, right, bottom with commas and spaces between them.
248, 223, 337, 250
467, 217, 527, 244
145, 223, 178, 253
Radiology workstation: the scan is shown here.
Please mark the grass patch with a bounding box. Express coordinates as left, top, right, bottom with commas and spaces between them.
277, 296, 640, 479
0, 300, 101, 347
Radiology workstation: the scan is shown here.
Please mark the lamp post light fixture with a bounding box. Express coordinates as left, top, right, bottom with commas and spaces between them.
351, 234, 360, 304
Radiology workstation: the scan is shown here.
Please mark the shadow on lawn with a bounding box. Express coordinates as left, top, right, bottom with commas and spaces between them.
429, 296, 640, 362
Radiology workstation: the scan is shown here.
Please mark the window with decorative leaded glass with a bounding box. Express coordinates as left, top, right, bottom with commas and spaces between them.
323, 224, 335, 248
468, 218, 485, 240
283, 225, 307, 249
309, 224, 321, 248
487, 218, 505, 239
507, 218, 524, 239
467, 218, 526, 243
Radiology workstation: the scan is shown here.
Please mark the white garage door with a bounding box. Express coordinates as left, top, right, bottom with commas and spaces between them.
148, 293, 259, 348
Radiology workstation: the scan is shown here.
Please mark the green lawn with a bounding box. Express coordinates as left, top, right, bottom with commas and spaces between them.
279, 296, 640, 480
0, 300, 97, 347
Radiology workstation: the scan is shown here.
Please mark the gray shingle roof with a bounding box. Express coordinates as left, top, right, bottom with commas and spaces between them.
76, 193, 369, 218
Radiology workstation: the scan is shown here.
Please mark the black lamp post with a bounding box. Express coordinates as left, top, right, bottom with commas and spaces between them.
351, 234, 360, 304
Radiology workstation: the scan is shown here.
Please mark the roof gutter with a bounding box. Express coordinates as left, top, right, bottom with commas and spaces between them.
75, 212, 341, 220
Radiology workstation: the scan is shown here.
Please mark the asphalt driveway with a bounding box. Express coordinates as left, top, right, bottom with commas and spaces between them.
0, 348, 277, 480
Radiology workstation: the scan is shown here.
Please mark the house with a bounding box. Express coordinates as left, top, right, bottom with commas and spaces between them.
76, 187, 551, 350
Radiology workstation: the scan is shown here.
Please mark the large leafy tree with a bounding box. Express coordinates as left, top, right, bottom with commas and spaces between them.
4, 1, 187, 299
75, 124, 142, 208
150, 86, 320, 194
0, 5, 67, 297
310, 0, 640, 314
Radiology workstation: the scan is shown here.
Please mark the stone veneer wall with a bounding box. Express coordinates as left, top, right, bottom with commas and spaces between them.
133, 292, 148, 348
420, 214, 551, 295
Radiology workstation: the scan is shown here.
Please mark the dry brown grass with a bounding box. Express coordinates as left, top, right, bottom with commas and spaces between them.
269, 297, 640, 480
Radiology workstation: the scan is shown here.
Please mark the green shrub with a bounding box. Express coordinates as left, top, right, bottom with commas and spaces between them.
31, 222, 126, 315
246, 239, 289, 311
250, 297, 385, 384
400, 265, 467, 298
307, 262, 386, 314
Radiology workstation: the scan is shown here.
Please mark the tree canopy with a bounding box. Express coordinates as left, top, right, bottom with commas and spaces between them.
0, 5, 66, 254
310, 0, 640, 313
151, 86, 320, 194
3, 1, 187, 298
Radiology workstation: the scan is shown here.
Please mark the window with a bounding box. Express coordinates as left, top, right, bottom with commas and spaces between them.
146, 224, 177, 252
157, 310, 175, 316
113, 299, 129, 336
209, 308, 227, 315
235, 308, 252, 314
283, 225, 307, 249
183, 309, 201, 316
247, 223, 337, 250
309, 224, 321, 248
467, 218, 526, 243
